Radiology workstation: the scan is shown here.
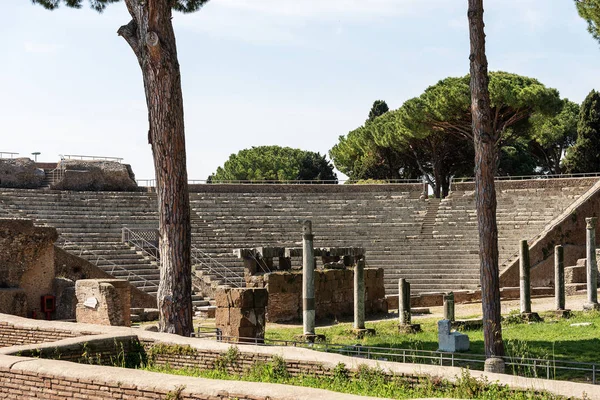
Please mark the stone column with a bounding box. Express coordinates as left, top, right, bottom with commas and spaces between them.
398, 278, 410, 325
443, 292, 455, 322
398, 278, 421, 333
302, 220, 316, 335
519, 239, 531, 314
353, 258, 365, 330
584, 217, 600, 311
554, 245, 565, 310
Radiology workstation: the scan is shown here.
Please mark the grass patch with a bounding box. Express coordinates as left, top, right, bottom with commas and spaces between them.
267, 311, 600, 362
143, 357, 566, 399
265, 310, 600, 382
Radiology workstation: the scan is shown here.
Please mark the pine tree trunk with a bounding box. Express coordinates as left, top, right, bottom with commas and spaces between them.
467, 0, 504, 357
119, 0, 193, 336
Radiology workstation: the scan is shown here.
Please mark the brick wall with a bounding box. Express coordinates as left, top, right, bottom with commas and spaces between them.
12, 335, 138, 366
0, 363, 281, 400
0, 321, 90, 348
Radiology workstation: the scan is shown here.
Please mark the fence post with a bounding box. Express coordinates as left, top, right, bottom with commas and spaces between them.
593, 364, 596, 385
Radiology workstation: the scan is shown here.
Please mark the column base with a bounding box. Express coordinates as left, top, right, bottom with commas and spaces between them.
554, 309, 572, 318
583, 302, 600, 311
295, 334, 327, 343
398, 324, 421, 334
352, 328, 376, 338
484, 357, 505, 374
520, 312, 542, 322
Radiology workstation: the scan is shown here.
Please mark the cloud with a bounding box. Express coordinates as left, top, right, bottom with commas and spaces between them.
23, 41, 61, 54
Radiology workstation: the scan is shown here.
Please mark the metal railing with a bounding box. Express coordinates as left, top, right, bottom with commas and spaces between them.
0, 152, 19, 159
191, 246, 244, 288
453, 171, 600, 185
47, 166, 65, 186
121, 227, 243, 288
121, 227, 160, 264
60, 154, 123, 163
57, 237, 159, 292
194, 330, 598, 384
136, 178, 424, 187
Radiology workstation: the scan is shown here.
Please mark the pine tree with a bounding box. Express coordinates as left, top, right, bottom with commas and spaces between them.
31, 0, 212, 336
564, 90, 600, 173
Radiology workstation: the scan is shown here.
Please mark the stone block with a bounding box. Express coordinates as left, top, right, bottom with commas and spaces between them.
75, 279, 131, 326
438, 319, 469, 353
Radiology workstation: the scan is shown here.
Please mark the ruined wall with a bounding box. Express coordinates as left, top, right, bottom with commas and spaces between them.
215, 288, 267, 342
0, 158, 44, 189
261, 268, 387, 322
0, 219, 57, 317
51, 160, 138, 191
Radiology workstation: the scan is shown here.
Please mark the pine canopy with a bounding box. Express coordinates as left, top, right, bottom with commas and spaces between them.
31, 0, 209, 13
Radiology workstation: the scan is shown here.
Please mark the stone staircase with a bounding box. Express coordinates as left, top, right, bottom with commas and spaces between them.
420, 198, 441, 235
565, 249, 600, 294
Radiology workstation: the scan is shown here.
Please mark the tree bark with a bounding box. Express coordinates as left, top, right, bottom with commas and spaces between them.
468, 0, 504, 357
119, 0, 193, 336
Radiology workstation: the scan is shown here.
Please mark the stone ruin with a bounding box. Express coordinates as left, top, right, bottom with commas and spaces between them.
0, 158, 45, 188
51, 159, 138, 192
0, 219, 57, 317
75, 279, 131, 326
215, 287, 267, 343
235, 246, 387, 323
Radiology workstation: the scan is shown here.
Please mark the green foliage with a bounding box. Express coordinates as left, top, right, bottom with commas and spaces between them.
367, 100, 390, 123
529, 100, 579, 174
563, 90, 600, 173
576, 0, 600, 43
31, 0, 210, 14
214, 346, 240, 372
330, 72, 561, 196
209, 146, 337, 183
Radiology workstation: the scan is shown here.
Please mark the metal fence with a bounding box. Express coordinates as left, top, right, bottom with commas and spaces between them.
0, 152, 19, 159
60, 154, 123, 163
193, 329, 598, 385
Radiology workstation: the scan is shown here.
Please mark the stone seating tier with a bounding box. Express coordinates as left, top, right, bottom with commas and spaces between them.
0, 180, 594, 297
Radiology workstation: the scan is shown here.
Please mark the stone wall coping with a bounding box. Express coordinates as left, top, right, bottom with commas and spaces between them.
0, 354, 388, 400
1, 313, 599, 399
0, 333, 137, 356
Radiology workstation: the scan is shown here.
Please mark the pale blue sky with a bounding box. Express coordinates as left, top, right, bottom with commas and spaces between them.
1, 0, 599, 180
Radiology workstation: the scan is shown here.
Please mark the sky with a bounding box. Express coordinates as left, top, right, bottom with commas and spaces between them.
1, 0, 599, 181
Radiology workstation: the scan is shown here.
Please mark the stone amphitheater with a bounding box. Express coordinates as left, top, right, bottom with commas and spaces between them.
2, 170, 599, 309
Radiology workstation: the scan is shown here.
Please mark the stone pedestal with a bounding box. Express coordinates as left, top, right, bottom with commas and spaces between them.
484, 357, 506, 374
75, 279, 131, 326
215, 287, 268, 343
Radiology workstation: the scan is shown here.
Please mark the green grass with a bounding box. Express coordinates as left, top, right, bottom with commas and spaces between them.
266, 310, 600, 383
144, 356, 565, 399
267, 311, 600, 362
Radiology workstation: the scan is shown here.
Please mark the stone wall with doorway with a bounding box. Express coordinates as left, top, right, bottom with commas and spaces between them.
0, 219, 57, 317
